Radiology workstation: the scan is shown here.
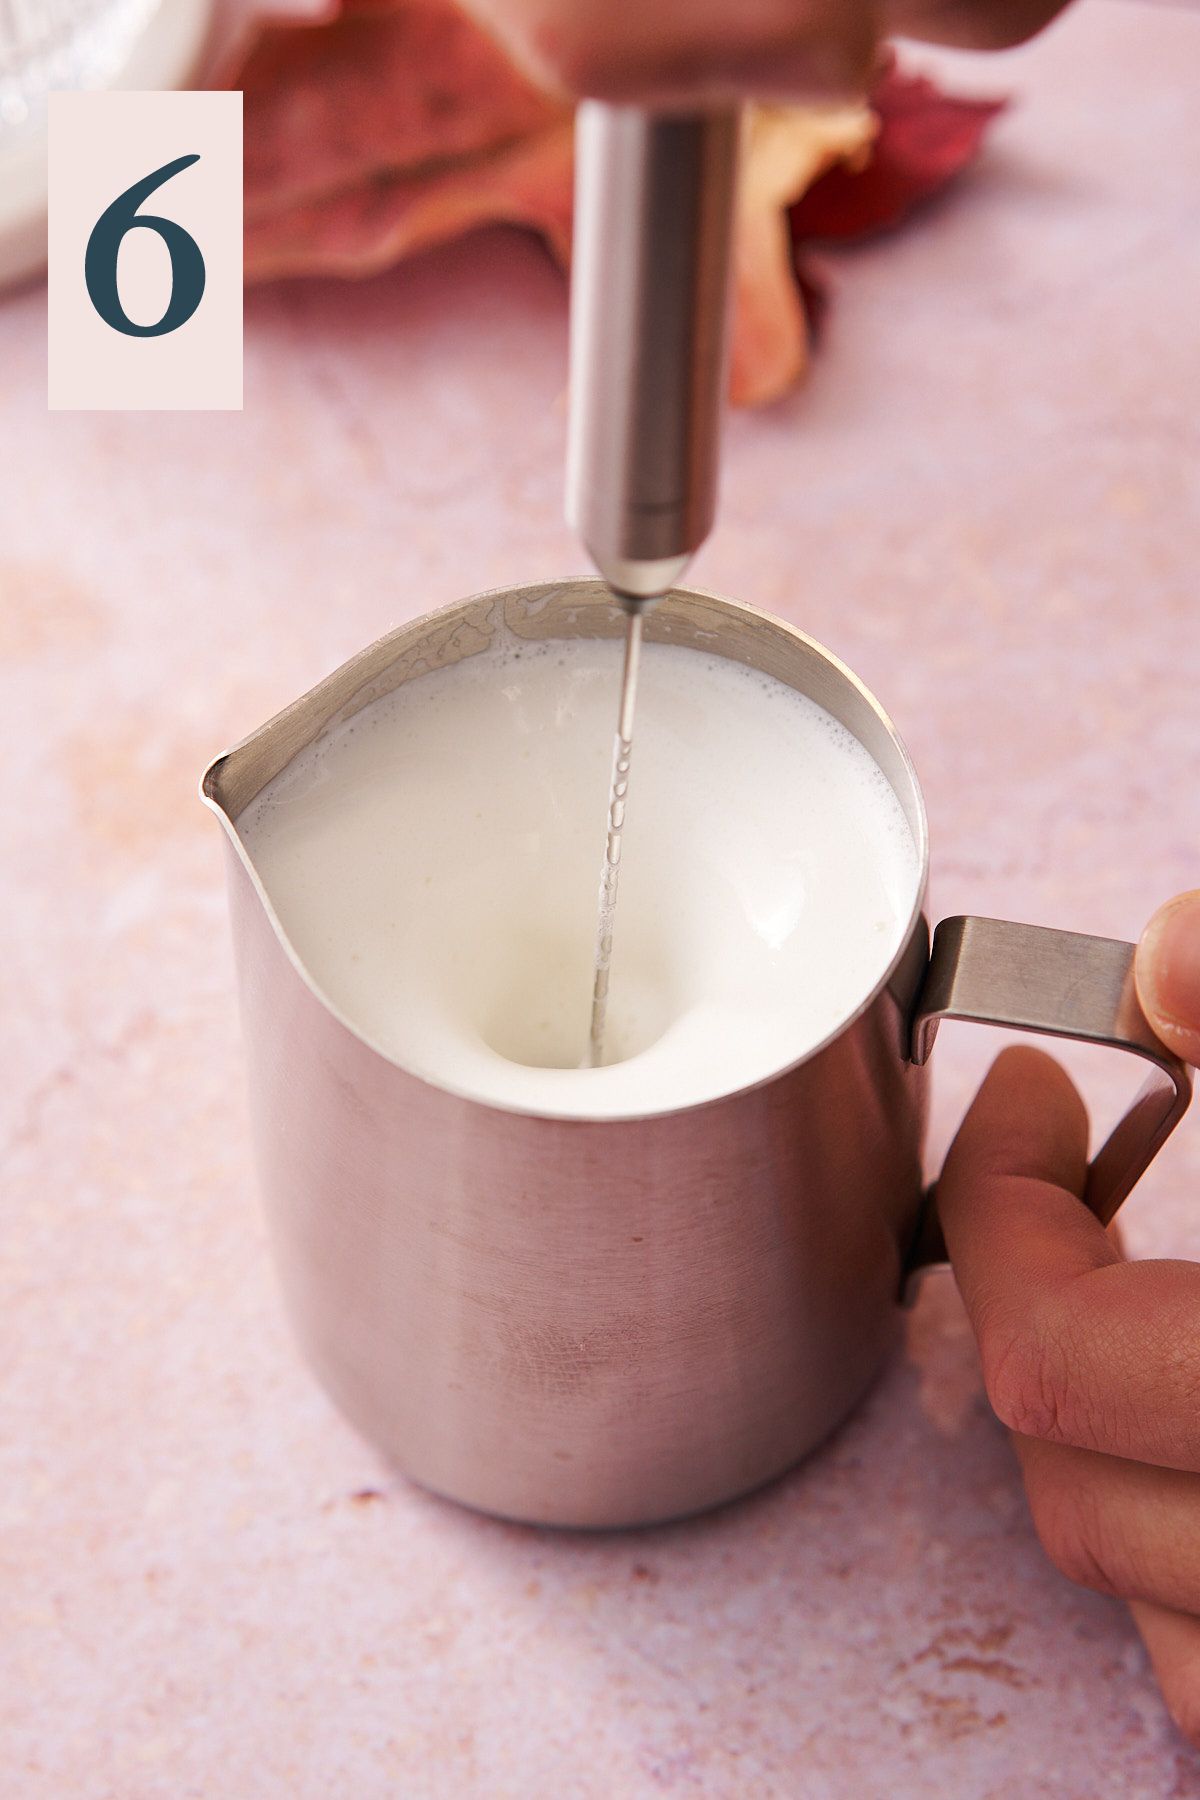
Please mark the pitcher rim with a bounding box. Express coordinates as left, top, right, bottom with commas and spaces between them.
199, 578, 932, 1125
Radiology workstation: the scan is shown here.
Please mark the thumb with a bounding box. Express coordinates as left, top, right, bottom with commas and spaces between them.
1136, 891, 1200, 1067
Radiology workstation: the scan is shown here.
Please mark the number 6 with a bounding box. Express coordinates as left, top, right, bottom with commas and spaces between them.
85, 155, 206, 339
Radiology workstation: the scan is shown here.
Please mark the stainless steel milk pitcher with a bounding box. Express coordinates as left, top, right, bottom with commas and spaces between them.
202, 581, 1191, 1528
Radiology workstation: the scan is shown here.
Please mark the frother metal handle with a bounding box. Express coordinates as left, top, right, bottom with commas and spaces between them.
566, 103, 740, 604
908, 916, 1192, 1268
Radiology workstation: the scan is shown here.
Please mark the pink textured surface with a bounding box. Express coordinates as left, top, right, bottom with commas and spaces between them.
4, 3, 1200, 1793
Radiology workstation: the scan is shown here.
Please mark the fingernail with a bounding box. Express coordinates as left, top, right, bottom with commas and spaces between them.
1137, 890, 1200, 1058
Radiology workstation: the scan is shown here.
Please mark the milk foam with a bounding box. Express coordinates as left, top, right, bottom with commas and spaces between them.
238, 632, 920, 1117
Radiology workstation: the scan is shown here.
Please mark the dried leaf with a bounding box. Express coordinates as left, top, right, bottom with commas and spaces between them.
730, 103, 873, 407
790, 67, 1007, 244
244, 120, 574, 279
236, 0, 564, 227
225, 5, 1003, 409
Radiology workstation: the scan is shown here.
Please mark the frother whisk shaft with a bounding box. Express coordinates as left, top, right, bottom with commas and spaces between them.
587, 608, 643, 1066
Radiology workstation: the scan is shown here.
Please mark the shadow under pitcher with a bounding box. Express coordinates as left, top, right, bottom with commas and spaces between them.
201, 581, 1192, 1529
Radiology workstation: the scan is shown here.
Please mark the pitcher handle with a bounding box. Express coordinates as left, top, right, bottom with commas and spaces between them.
906, 916, 1192, 1271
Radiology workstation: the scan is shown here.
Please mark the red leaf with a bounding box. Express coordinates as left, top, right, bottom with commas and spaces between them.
790, 68, 1007, 245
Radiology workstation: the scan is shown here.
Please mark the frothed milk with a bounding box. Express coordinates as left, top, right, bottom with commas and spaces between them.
238, 634, 920, 1118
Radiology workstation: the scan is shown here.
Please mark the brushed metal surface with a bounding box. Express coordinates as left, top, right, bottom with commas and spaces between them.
566, 107, 739, 600
226, 846, 925, 1525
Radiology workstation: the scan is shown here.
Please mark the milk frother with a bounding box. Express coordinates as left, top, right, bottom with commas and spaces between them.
567, 103, 740, 608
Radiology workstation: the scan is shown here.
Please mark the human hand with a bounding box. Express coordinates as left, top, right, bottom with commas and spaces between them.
937, 897, 1200, 1746
1137, 891, 1200, 1069
458, 0, 1073, 104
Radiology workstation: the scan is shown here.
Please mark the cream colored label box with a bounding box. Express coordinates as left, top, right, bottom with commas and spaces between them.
48, 91, 242, 412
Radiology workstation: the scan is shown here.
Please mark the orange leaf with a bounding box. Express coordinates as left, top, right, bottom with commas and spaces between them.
730, 104, 873, 408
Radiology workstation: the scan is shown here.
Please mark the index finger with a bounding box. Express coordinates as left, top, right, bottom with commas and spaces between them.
937, 1044, 1200, 1472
